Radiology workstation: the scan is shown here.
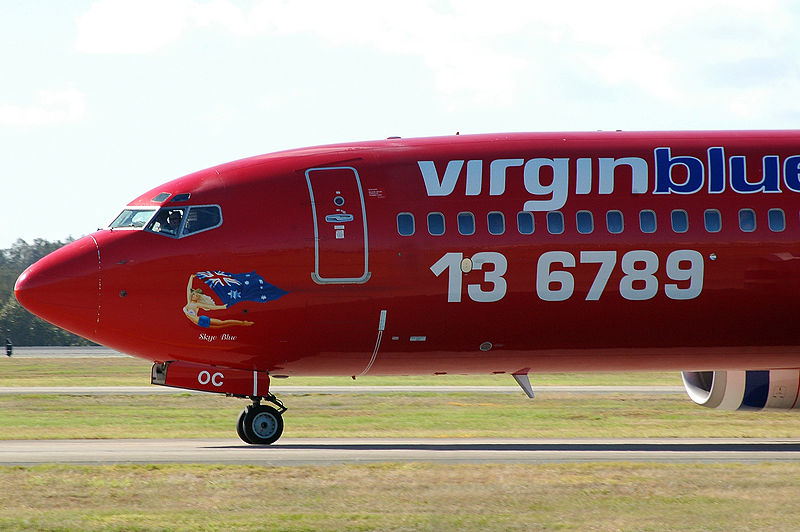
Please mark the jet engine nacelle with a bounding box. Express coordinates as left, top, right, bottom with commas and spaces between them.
681, 370, 800, 411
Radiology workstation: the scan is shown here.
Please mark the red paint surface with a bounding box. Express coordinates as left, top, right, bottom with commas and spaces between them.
15, 132, 800, 376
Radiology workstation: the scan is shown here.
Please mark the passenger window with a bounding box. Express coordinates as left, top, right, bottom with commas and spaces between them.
606, 210, 623, 234
517, 211, 534, 235
738, 209, 756, 232
639, 210, 656, 234
397, 213, 414, 236
428, 212, 445, 236
671, 210, 688, 233
547, 211, 564, 234
182, 206, 222, 235
704, 210, 721, 233
768, 209, 785, 232
458, 212, 475, 235
487, 212, 505, 235
576, 211, 593, 234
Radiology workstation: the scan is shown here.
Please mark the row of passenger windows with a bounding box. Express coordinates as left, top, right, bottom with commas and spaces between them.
397, 208, 792, 237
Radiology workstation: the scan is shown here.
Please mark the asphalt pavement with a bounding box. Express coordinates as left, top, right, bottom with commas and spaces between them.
1, 438, 797, 465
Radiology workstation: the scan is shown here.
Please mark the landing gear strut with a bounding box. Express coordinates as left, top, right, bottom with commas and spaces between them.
236, 393, 287, 445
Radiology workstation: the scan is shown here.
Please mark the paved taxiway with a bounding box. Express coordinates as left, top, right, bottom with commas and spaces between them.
9, 346, 126, 358
2, 438, 799, 465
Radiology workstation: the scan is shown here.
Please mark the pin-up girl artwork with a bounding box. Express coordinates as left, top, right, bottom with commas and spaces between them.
183, 274, 254, 328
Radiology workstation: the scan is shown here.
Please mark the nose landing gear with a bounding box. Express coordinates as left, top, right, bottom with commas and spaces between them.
149, 361, 287, 444
236, 393, 287, 445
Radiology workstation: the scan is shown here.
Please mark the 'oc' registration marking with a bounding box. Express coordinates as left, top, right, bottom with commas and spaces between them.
198, 370, 224, 387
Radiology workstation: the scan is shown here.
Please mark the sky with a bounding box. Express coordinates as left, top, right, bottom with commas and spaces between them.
2, 0, 800, 248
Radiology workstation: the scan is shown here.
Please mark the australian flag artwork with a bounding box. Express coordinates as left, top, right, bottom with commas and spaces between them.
196, 271, 288, 307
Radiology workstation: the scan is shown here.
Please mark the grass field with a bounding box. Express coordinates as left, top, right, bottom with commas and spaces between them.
2, 357, 799, 531
0, 356, 794, 440
1, 463, 800, 531
0, 391, 798, 440
0, 356, 681, 387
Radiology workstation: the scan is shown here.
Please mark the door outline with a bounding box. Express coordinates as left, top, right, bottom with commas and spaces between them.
305, 166, 371, 284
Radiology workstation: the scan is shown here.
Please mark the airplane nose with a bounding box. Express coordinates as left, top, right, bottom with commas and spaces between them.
14, 236, 101, 340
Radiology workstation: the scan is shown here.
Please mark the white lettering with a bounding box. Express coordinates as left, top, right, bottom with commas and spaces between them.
467, 252, 508, 302
620, 250, 659, 300
536, 251, 575, 301
523, 158, 569, 211
665, 250, 704, 300
419, 160, 464, 196
198, 370, 224, 386
575, 158, 592, 194
580, 251, 617, 300
432, 252, 508, 303
431, 252, 463, 302
431, 249, 704, 303
489, 158, 524, 195
599, 157, 649, 194
465, 160, 482, 196
419, 149, 800, 210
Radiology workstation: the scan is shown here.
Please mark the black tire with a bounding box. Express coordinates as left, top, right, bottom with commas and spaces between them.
236, 408, 254, 444
241, 404, 284, 445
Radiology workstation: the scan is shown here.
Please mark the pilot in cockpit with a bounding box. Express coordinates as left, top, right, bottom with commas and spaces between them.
163, 211, 182, 235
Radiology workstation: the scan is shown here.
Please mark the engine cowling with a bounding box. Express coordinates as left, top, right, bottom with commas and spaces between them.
681, 370, 800, 410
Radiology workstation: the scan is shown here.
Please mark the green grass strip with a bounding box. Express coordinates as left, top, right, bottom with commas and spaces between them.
1, 463, 799, 531
1, 392, 798, 440
0, 356, 680, 387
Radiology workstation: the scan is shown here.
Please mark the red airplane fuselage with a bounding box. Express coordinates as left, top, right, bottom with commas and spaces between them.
15, 131, 800, 375
14, 132, 800, 438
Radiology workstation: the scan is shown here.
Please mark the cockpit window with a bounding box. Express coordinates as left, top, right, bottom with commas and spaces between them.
146, 208, 186, 236
182, 206, 222, 235
109, 209, 157, 229
145, 205, 222, 238
170, 193, 191, 203
151, 192, 171, 203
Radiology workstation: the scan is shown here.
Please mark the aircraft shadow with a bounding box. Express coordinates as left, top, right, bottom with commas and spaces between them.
214, 441, 800, 452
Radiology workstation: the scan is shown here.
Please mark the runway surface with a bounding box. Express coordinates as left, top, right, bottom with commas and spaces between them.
8, 346, 125, 358
2, 438, 798, 465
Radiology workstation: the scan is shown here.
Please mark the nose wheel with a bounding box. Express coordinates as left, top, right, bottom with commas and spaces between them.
236, 394, 286, 445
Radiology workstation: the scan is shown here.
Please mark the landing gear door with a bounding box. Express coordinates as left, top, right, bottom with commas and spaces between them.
306, 166, 370, 284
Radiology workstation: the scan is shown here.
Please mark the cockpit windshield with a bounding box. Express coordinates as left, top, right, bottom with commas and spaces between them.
108, 205, 222, 237
182, 206, 222, 235
147, 208, 185, 236
109, 209, 157, 229
145, 205, 222, 238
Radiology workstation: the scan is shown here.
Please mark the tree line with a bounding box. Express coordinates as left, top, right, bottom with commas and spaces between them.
0, 238, 94, 346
